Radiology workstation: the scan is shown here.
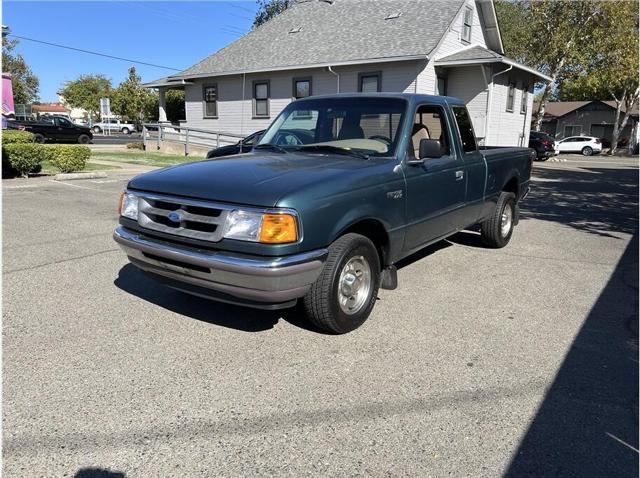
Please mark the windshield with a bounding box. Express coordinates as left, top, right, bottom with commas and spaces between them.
258, 97, 407, 157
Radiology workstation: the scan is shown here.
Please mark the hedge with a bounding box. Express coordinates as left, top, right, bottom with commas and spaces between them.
46, 145, 91, 173
2, 143, 48, 177
2, 129, 36, 144
126, 142, 144, 150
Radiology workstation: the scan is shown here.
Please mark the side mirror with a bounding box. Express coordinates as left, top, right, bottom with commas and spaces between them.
419, 139, 443, 159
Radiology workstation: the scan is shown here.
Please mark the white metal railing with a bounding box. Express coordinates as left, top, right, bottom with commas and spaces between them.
142, 123, 245, 155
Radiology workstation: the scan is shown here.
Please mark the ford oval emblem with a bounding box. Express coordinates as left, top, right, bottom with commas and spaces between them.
167, 211, 182, 223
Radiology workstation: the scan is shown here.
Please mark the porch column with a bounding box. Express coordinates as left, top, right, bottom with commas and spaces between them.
158, 87, 168, 123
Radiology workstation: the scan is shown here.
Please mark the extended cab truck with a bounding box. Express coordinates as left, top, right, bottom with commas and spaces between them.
114, 94, 533, 334
8, 116, 93, 144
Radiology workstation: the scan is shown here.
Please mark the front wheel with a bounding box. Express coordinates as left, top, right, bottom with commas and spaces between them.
78, 134, 90, 144
303, 233, 380, 334
34, 133, 45, 144
480, 191, 516, 248
93, 126, 102, 134
121, 127, 130, 135
582, 146, 593, 156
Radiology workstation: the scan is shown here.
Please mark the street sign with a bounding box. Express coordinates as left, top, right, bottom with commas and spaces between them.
99, 97, 110, 117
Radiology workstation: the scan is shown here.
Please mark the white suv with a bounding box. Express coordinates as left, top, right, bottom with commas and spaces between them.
557, 136, 602, 156
92, 119, 136, 135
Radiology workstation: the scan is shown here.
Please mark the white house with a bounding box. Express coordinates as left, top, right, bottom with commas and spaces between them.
145, 0, 550, 147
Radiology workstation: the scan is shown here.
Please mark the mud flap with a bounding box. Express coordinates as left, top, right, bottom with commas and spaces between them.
380, 265, 398, 290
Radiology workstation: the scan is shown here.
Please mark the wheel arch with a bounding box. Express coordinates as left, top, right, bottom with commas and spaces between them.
334, 218, 391, 269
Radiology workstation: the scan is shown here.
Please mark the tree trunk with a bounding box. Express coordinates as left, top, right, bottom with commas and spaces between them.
534, 82, 552, 132
609, 98, 623, 155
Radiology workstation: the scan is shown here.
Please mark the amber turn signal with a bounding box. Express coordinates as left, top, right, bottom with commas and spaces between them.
259, 214, 298, 244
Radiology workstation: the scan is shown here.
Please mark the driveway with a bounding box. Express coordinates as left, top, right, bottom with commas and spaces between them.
3, 157, 638, 477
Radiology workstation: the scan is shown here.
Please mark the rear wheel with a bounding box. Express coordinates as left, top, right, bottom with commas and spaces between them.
34, 133, 45, 144
582, 146, 593, 156
78, 134, 90, 144
121, 127, 130, 135
480, 191, 516, 248
303, 233, 380, 334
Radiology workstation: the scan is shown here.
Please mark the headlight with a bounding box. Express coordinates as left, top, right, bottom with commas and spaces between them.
118, 192, 139, 220
223, 209, 298, 244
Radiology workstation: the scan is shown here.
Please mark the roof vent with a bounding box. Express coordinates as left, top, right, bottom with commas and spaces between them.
385, 12, 402, 20
289, 27, 302, 34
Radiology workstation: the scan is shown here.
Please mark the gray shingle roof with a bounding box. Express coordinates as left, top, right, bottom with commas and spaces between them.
435, 45, 502, 62
172, 0, 465, 78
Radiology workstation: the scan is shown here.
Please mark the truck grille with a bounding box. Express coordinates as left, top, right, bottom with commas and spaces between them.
137, 193, 230, 242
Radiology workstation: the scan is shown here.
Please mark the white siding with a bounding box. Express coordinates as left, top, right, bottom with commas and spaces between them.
485, 67, 535, 146
416, 0, 489, 95
445, 65, 489, 139
183, 61, 419, 135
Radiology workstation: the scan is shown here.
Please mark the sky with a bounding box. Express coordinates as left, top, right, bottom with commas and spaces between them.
3, 1, 260, 102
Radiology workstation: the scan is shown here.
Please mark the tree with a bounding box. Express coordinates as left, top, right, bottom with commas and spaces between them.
59, 75, 112, 121
2, 36, 39, 104
111, 66, 157, 123
559, 2, 639, 153
495, 1, 601, 131
165, 90, 185, 122
253, 0, 292, 28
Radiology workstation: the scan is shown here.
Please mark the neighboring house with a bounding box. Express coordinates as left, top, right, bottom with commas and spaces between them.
144, 0, 550, 146
31, 103, 71, 119
58, 94, 90, 124
535, 100, 639, 144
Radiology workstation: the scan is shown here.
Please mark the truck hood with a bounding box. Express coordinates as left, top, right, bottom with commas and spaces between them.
127, 153, 373, 207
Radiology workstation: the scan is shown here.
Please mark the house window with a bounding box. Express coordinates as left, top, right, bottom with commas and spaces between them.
521, 85, 528, 114
293, 77, 312, 99
462, 7, 473, 43
359, 72, 381, 92
203, 84, 217, 118
506, 82, 516, 112
253, 80, 270, 118
564, 125, 581, 137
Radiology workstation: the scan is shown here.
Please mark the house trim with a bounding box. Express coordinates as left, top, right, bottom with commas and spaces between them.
435, 57, 552, 82
202, 83, 218, 119
252, 79, 270, 119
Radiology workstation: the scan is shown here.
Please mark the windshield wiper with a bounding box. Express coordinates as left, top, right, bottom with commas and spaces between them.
296, 144, 370, 160
253, 143, 288, 153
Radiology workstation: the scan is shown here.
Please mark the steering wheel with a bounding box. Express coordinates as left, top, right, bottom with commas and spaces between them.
369, 135, 392, 145
275, 132, 303, 146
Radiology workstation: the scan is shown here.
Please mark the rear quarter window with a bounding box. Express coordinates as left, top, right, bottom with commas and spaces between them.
452, 106, 477, 153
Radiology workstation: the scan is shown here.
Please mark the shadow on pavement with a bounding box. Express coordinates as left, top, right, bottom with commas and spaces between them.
521, 165, 638, 236
75, 468, 125, 478
114, 264, 323, 334
505, 233, 639, 476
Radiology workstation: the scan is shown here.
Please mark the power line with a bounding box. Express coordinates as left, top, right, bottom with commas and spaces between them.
8, 34, 182, 71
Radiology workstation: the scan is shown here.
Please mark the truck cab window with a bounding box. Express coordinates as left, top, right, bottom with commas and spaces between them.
452, 106, 477, 153
410, 105, 451, 158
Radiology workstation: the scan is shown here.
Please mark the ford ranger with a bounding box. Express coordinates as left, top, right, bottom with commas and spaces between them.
114, 94, 533, 334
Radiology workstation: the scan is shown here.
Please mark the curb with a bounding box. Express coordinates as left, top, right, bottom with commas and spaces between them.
54, 172, 108, 181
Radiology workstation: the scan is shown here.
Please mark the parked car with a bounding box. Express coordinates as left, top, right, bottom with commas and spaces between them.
114, 93, 533, 334
92, 119, 136, 135
528, 131, 558, 160
557, 136, 602, 156
7, 116, 93, 144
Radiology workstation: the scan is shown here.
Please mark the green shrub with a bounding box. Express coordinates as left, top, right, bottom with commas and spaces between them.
126, 142, 144, 150
46, 145, 91, 173
2, 129, 36, 144
2, 143, 47, 177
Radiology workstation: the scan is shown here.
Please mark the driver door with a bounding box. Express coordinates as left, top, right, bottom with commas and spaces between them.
54, 117, 74, 141
402, 104, 466, 252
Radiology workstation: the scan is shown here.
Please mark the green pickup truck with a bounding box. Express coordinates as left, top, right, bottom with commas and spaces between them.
114, 93, 533, 334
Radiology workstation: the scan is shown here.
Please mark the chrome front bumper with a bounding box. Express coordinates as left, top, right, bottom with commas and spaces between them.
114, 226, 327, 307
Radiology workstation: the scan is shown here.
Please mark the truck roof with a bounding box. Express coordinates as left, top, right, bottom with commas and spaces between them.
294, 92, 466, 107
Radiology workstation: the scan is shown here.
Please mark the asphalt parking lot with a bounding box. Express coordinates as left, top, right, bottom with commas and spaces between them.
3, 156, 638, 476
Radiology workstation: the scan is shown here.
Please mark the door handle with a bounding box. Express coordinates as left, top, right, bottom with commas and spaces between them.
455, 170, 464, 181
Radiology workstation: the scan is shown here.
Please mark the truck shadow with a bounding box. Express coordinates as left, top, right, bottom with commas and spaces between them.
114, 264, 324, 334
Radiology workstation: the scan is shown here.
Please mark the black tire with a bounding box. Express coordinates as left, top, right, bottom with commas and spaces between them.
93, 126, 102, 134
539, 155, 549, 162
303, 233, 380, 334
34, 133, 45, 144
121, 127, 130, 135
78, 134, 90, 144
480, 191, 516, 248
582, 146, 593, 156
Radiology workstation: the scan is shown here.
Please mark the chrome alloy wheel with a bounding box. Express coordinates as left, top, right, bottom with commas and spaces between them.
501, 203, 513, 237
337, 255, 372, 315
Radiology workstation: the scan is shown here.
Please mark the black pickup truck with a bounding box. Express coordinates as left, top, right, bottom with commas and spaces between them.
7, 116, 93, 144
115, 93, 534, 334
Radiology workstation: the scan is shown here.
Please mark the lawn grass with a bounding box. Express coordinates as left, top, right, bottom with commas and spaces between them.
91, 150, 204, 167
40, 160, 120, 174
